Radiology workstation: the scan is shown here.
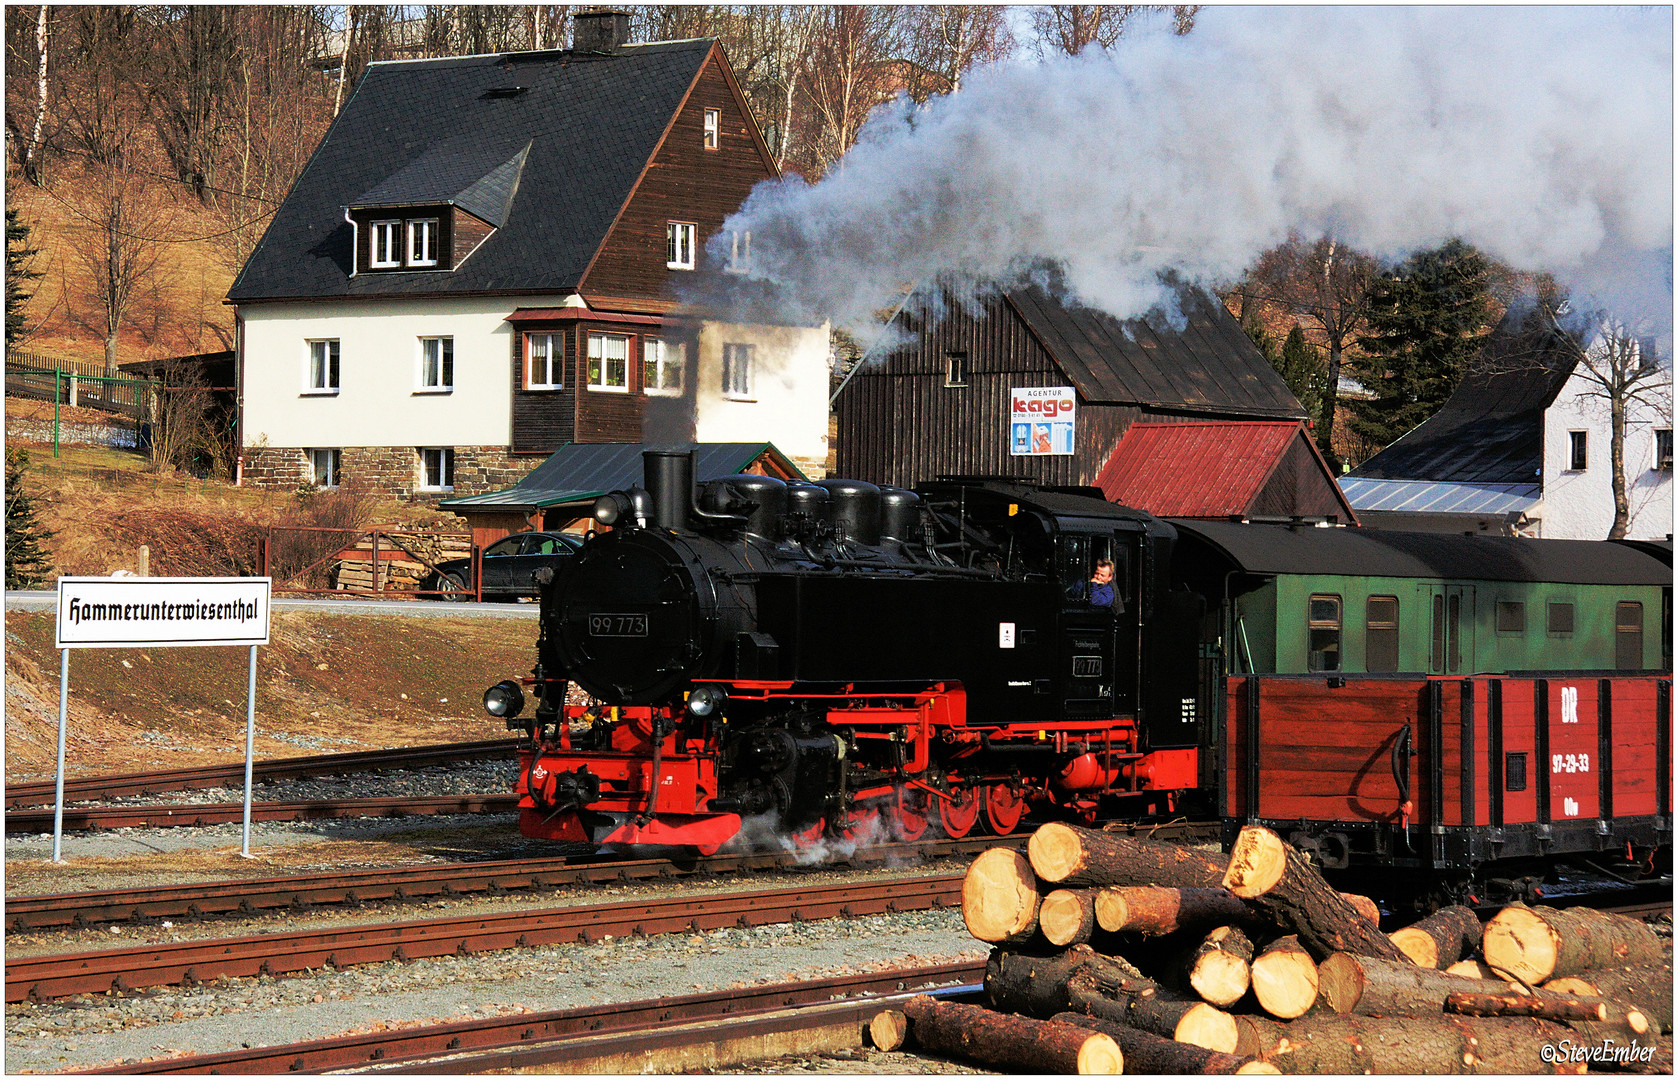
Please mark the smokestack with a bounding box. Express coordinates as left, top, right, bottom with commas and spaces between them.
643, 448, 693, 532
573, 9, 630, 53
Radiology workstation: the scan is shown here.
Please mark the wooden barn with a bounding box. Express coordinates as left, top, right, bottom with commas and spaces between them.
832, 282, 1318, 506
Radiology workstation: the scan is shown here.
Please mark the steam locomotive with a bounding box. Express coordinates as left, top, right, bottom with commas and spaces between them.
486, 448, 1671, 897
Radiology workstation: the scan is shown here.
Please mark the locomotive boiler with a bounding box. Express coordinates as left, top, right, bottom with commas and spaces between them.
492, 449, 1205, 853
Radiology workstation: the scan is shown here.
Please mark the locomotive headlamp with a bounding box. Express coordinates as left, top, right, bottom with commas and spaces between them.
686, 684, 727, 718
593, 493, 625, 526
483, 680, 526, 719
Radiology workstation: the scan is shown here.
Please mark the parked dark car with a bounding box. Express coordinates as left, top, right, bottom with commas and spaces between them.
427, 531, 584, 601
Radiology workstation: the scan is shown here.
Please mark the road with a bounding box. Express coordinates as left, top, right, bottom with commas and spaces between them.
4, 591, 539, 618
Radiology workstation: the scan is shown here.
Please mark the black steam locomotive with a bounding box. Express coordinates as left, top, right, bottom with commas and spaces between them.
493, 449, 1203, 853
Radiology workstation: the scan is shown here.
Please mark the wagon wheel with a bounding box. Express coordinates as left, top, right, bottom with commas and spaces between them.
983, 782, 1025, 836
936, 783, 980, 839
891, 786, 930, 843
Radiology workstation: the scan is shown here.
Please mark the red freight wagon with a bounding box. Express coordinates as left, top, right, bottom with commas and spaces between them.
1224, 673, 1671, 906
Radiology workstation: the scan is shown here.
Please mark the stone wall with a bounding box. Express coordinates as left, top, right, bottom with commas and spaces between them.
241, 445, 543, 500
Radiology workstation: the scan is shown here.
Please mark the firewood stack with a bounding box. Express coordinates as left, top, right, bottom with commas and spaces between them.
872, 824, 1672, 1074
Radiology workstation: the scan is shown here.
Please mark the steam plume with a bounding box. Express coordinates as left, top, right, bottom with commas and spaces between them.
710, 7, 1672, 347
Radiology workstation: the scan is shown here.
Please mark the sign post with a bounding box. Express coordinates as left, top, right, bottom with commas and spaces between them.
54, 577, 272, 863
1010, 386, 1077, 456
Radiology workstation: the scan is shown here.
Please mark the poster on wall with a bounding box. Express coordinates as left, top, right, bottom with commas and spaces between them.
1009, 386, 1077, 456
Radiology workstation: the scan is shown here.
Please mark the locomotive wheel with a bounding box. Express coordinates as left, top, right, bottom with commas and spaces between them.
789, 817, 826, 851
835, 805, 882, 844
983, 782, 1025, 835
936, 785, 980, 839
891, 786, 930, 843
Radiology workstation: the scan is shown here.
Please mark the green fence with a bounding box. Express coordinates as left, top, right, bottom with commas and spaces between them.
5, 352, 158, 456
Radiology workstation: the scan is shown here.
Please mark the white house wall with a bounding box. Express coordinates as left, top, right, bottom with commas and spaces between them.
239, 296, 574, 450
1541, 366, 1673, 540
693, 320, 831, 467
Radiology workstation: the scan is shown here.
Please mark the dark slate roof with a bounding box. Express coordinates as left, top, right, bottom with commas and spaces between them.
350, 138, 530, 227
1169, 519, 1671, 586
438, 442, 804, 509
1350, 305, 1582, 484
1005, 284, 1306, 419
228, 41, 714, 301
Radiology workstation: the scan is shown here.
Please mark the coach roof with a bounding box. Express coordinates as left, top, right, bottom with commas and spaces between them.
1169, 519, 1673, 586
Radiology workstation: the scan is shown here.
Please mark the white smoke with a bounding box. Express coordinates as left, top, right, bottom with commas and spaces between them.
712, 7, 1672, 348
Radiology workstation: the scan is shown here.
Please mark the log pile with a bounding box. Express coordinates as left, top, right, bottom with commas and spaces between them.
333, 533, 472, 592
875, 824, 1672, 1074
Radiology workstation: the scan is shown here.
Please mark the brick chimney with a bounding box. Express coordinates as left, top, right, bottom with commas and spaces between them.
573, 10, 630, 53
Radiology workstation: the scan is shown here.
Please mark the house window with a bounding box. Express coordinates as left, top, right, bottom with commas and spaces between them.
703, 108, 720, 149
722, 343, 754, 401
1365, 595, 1398, 673
666, 221, 695, 270
526, 333, 562, 390
306, 339, 340, 393
1307, 594, 1342, 672
1568, 430, 1587, 471
1547, 601, 1575, 636
643, 338, 684, 397
418, 336, 453, 391
1496, 600, 1526, 634
370, 220, 400, 268
587, 332, 630, 392
1656, 428, 1673, 471
407, 218, 439, 267
310, 449, 340, 488
945, 352, 969, 388
725, 229, 751, 273
420, 447, 454, 491
1617, 601, 1644, 670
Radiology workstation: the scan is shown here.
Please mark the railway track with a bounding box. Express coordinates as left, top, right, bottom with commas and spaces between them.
6, 821, 1220, 931
74, 961, 987, 1075
5, 794, 519, 834
5, 737, 523, 808
6, 876, 965, 1003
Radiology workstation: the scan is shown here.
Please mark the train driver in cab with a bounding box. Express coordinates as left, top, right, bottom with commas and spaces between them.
1086, 559, 1124, 613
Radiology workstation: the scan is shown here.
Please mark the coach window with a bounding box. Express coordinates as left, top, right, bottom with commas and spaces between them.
1308, 594, 1342, 672
1365, 596, 1398, 672
1496, 600, 1526, 634
1617, 602, 1644, 670
1547, 600, 1575, 637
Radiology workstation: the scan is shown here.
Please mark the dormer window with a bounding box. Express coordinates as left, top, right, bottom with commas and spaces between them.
408, 218, 439, 267
703, 108, 720, 149
370, 220, 401, 268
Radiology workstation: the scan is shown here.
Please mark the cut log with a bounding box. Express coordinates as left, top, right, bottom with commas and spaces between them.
1240, 1014, 1585, 1073
962, 847, 1040, 943
868, 1008, 909, 1051
1041, 889, 1100, 947
1389, 905, 1483, 969
1186, 926, 1255, 1007
1231, 1015, 1283, 1060
1030, 822, 1230, 889
1543, 966, 1671, 1035
1318, 952, 1615, 1020
1340, 893, 1382, 927
1222, 826, 1407, 962
901, 994, 1123, 1074
1095, 886, 1256, 936
1482, 905, 1666, 985
1446, 958, 1524, 982
1445, 990, 1608, 1022
985, 944, 1148, 1017
1050, 1012, 1279, 1074
1250, 935, 1321, 1019
1103, 979, 1239, 1055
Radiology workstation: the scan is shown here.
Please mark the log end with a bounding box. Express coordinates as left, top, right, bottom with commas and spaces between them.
1482, 905, 1559, 985
1388, 925, 1440, 969
1190, 949, 1252, 1008
1251, 947, 1321, 1020
1040, 889, 1090, 947
1235, 1063, 1283, 1075
962, 847, 1039, 942
1073, 1031, 1124, 1075
1315, 952, 1363, 1014
1027, 821, 1084, 883
1222, 826, 1288, 898
868, 1009, 909, 1052
1175, 1002, 1240, 1054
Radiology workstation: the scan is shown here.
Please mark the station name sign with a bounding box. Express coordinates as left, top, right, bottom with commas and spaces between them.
56, 577, 272, 649
1010, 386, 1076, 456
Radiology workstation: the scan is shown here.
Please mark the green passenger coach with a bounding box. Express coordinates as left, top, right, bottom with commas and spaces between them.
1168, 522, 1672, 677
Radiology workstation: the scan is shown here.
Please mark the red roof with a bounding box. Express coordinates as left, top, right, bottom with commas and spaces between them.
1095, 421, 1332, 518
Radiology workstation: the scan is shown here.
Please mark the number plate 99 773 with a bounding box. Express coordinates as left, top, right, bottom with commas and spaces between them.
589, 613, 648, 637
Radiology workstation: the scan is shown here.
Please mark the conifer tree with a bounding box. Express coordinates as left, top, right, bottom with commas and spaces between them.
6, 449, 56, 589
1275, 326, 1327, 425
1348, 239, 1493, 450
6, 207, 42, 348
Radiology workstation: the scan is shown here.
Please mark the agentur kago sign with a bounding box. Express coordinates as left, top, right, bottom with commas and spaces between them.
1010, 386, 1076, 456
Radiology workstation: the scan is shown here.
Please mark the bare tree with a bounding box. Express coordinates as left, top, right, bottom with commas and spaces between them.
1234, 235, 1377, 467
57, 6, 149, 166
148, 5, 240, 202
899, 6, 1015, 101
21, 5, 49, 183
69, 162, 173, 378
797, 6, 906, 176
1030, 5, 1197, 56
1574, 318, 1672, 539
